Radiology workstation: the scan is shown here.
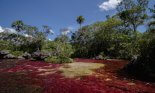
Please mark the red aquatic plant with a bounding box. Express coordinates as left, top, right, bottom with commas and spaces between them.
0, 59, 154, 93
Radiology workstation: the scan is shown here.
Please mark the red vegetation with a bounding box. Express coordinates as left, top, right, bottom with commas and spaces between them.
0, 59, 155, 93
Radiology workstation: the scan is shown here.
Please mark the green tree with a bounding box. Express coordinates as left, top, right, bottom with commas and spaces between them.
42, 25, 53, 38
71, 25, 94, 57
93, 18, 124, 57
117, 0, 149, 32
11, 20, 24, 33
55, 35, 69, 43
148, 5, 155, 33
24, 25, 38, 36
11, 20, 25, 50
76, 16, 85, 29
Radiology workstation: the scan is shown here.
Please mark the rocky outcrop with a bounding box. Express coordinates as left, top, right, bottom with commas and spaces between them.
22, 52, 31, 59
3, 54, 16, 59
32, 51, 49, 61
0, 50, 10, 59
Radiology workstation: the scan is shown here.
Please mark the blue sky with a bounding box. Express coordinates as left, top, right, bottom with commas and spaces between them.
0, 0, 154, 39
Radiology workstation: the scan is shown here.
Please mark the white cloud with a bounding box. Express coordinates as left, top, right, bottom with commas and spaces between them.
99, 0, 122, 11
0, 26, 3, 33
0, 26, 31, 38
49, 29, 54, 34
48, 38, 53, 41
0, 26, 17, 34
23, 34, 33, 38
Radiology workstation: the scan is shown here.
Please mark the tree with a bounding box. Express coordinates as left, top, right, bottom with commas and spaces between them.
42, 25, 53, 39
55, 35, 69, 43
11, 20, 24, 33
93, 18, 125, 57
11, 20, 25, 50
71, 25, 94, 57
24, 25, 38, 37
148, 5, 155, 33
117, 0, 149, 32
76, 16, 85, 29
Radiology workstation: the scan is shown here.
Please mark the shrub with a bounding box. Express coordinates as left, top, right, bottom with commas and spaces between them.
19, 41, 40, 53
45, 56, 73, 64
11, 51, 24, 57
0, 40, 14, 51
124, 37, 155, 81
42, 41, 73, 57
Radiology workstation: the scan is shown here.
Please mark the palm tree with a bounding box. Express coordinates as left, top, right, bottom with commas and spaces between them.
12, 20, 24, 33
76, 16, 85, 29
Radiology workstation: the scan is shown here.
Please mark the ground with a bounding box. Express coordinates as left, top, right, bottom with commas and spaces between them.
0, 59, 155, 93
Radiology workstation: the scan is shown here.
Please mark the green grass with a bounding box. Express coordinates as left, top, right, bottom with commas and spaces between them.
59, 62, 105, 78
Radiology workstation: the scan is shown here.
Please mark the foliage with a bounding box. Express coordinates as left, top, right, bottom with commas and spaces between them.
54, 35, 69, 43
76, 16, 85, 28
24, 25, 38, 36
0, 40, 14, 51
11, 20, 24, 32
71, 17, 136, 59
19, 40, 39, 53
148, 5, 155, 33
43, 40, 74, 63
117, 0, 148, 32
42, 41, 73, 57
11, 51, 23, 57
45, 56, 73, 64
124, 35, 155, 80
71, 25, 94, 57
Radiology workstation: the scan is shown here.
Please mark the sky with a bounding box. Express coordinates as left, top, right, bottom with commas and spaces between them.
0, 0, 154, 39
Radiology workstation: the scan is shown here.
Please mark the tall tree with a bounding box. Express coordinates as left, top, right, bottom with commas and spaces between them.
11, 20, 25, 50
148, 5, 155, 33
42, 25, 53, 39
24, 25, 38, 37
76, 16, 85, 29
11, 20, 24, 33
117, 0, 149, 32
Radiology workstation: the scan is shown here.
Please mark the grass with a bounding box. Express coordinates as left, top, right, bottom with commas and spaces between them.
59, 62, 105, 78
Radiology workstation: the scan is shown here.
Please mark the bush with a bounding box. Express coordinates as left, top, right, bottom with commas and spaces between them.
0, 40, 14, 51
42, 41, 73, 57
11, 51, 23, 57
124, 37, 155, 81
19, 40, 40, 53
45, 56, 73, 64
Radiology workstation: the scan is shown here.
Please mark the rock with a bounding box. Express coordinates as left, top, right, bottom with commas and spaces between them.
95, 55, 103, 60
0, 50, 10, 59
95, 55, 106, 60
131, 55, 139, 64
0, 50, 9, 55
18, 56, 25, 59
4, 54, 16, 59
32, 51, 49, 60
22, 52, 31, 59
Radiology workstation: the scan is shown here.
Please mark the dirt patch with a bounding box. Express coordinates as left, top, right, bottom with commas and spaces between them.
59, 62, 105, 78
